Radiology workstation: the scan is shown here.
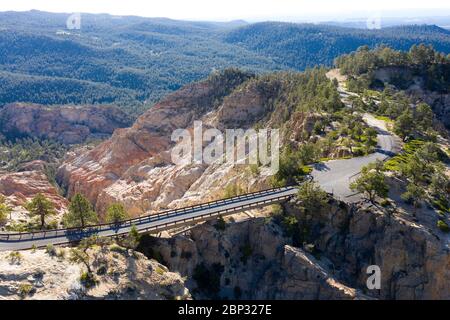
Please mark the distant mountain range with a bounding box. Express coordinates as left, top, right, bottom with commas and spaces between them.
1, 10, 450, 117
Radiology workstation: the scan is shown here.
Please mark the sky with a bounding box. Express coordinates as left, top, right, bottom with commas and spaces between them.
1, 0, 450, 22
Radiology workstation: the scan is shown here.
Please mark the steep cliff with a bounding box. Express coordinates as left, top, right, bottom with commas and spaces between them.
144, 197, 449, 300
56, 70, 267, 216
0, 160, 68, 226
0, 103, 131, 144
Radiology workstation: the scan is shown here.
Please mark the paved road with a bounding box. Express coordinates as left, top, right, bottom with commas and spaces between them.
0, 71, 400, 251
311, 78, 401, 201
0, 186, 298, 251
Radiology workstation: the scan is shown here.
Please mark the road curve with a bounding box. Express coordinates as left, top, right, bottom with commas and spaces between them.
311, 113, 401, 202
0, 186, 298, 251
313, 70, 402, 202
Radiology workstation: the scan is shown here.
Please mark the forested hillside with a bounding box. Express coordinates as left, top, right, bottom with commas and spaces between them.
335, 44, 450, 92
1, 11, 450, 118
224, 22, 450, 70
334, 45, 450, 129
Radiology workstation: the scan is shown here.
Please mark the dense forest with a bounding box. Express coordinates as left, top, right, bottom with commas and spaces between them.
335, 44, 450, 93
224, 23, 450, 70
1, 11, 450, 118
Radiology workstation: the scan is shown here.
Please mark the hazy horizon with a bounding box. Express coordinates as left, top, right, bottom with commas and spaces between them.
1, 0, 450, 23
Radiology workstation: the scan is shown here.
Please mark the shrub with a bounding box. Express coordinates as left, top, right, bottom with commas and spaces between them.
214, 216, 227, 231
437, 220, 450, 233
432, 199, 449, 213
79, 271, 98, 288
155, 266, 166, 275
281, 215, 299, 237
56, 248, 66, 259
8, 251, 22, 264
296, 181, 329, 213
18, 283, 34, 299
234, 286, 242, 299
180, 251, 193, 259
223, 183, 244, 198
193, 263, 224, 296
380, 199, 391, 207
239, 243, 253, 264
96, 264, 107, 275
46, 244, 56, 256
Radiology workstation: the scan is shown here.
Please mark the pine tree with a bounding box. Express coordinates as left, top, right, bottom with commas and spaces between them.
105, 203, 129, 225
25, 193, 56, 230
64, 193, 98, 228
0, 195, 11, 225
350, 163, 389, 204
122, 225, 141, 252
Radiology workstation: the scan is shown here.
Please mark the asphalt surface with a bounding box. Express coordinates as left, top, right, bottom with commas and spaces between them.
0, 186, 298, 251
311, 88, 401, 201
0, 76, 401, 250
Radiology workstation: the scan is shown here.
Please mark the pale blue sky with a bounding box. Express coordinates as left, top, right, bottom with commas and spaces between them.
1, 0, 450, 21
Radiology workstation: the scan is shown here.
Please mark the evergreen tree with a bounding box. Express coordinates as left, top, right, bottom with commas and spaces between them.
296, 182, 329, 214
0, 195, 11, 225
350, 162, 389, 204
64, 193, 98, 228
105, 203, 129, 225
25, 193, 56, 230
394, 109, 414, 140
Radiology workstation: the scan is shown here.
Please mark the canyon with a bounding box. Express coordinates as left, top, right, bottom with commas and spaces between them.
0, 103, 131, 144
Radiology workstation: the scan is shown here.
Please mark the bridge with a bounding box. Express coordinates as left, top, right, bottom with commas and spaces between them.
0, 186, 299, 251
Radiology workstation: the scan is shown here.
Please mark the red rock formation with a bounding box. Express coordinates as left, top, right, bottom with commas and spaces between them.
0, 160, 68, 210
0, 103, 131, 144
57, 71, 255, 216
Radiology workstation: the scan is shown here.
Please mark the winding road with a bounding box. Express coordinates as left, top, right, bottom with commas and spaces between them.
311, 114, 400, 201
0, 70, 401, 251
312, 71, 402, 201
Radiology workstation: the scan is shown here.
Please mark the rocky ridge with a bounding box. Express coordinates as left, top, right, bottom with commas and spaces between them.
0, 160, 68, 226
0, 103, 131, 144
0, 246, 190, 300
146, 196, 449, 300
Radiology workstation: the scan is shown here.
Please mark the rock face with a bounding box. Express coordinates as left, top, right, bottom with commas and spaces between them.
144, 218, 367, 300
57, 71, 263, 216
144, 196, 450, 300
283, 199, 450, 300
373, 67, 450, 130
0, 103, 131, 144
0, 247, 190, 300
409, 90, 450, 130
0, 160, 68, 223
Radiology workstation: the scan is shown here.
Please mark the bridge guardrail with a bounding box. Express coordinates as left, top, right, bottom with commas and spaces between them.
0, 186, 298, 243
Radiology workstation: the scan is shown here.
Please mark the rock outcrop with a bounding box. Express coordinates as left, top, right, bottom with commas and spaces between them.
0, 103, 131, 144
143, 217, 367, 300
57, 71, 262, 216
0, 160, 68, 224
144, 196, 450, 300
283, 198, 450, 300
372, 67, 450, 130
0, 247, 190, 300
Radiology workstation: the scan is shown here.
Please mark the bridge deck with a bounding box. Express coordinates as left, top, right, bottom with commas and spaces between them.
0, 186, 298, 251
